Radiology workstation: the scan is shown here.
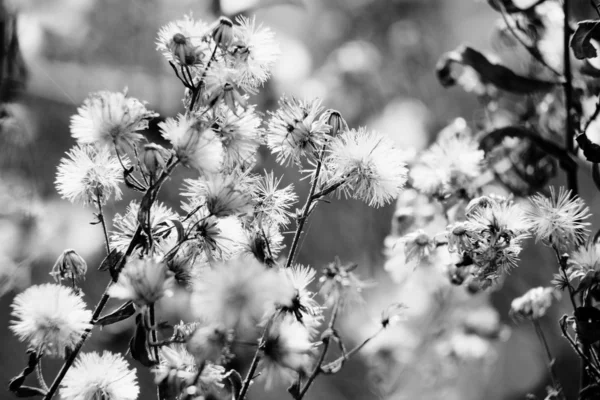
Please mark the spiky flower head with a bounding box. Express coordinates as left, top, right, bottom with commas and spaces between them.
156, 13, 209, 66
70, 90, 157, 153
322, 128, 408, 207
510, 287, 558, 320
252, 171, 298, 227
56, 145, 126, 206
280, 265, 323, 325
60, 351, 139, 400
10, 283, 92, 357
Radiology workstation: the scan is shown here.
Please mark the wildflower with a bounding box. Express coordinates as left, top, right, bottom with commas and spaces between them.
154, 344, 196, 396
322, 128, 408, 207
142, 143, 170, 179
111, 200, 178, 253
398, 230, 435, 264
212, 16, 234, 48
510, 287, 558, 320
260, 315, 315, 387
156, 14, 209, 66
182, 170, 256, 218
319, 258, 371, 307
190, 257, 294, 330
243, 221, 285, 265
55, 145, 126, 206
266, 96, 330, 166
280, 265, 323, 324
108, 256, 174, 307
10, 283, 92, 357
60, 351, 139, 400
252, 171, 297, 226
527, 187, 590, 250
186, 207, 246, 260
324, 109, 348, 137
440, 332, 493, 361
70, 90, 157, 153
202, 64, 247, 107
567, 243, 600, 286
186, 324, 232, 363
50, 249, 87, 283
159, 114, 223, 174
230, 16, 280, 88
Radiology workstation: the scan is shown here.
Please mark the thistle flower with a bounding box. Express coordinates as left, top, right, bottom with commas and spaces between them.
510, 287, 558, 320
159, 114, 223, 174
50, 249, 87, 284
60, 351, 139, 400
182, 171, 256, 218
190, 257, 294, 330
260, 315, 315, 387
230, 16, 280, 88
70, 90, 157, 153
108, 256, 174, 307
266, 96, 330, 166
55, 145, 126, 206
156, 14, 209, 66
186, 208, 246, 260
527, 187, 590, 250
252, 171, 298, 227
10, 283, 92, 357
243, 220, 285, 265
322, 128, 408, 207
280, 265, 323, 324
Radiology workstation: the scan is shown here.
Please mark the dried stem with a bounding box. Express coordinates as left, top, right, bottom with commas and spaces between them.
96, 192, 111, 255
238, 333, 266, 400
148, 303, 164, 400
321, 326, 385, 374
189, 44, 218, 112
35, 353, 49, 393
533, 319, 561, 392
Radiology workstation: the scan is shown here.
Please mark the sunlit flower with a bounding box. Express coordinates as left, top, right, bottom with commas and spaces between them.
185, 206, 246, 260
10, 283, 92, 357
153, 344, 196, 396
60, 351, 139, 400
322, 128, 408, 207
266, 96, 330, 166
159, 114, 223, 174
70, 90, 157, 153
230, 16, 280, 88
55, 145, 126, 206
261, 315, 315, 387
252, 171, 297, 227
156, 14, 209, 66
527, 187, 590, 250
510, 287, 558, 320
281, 265, 323, 325
108, 256, 174, 307
570, 243, 600, 273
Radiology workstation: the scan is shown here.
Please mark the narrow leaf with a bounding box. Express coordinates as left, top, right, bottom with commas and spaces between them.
95, 301, 136, 326
170, 218, 185, 242
576, 133, 600, 163
129, 314, 153, 367
575, 306, 600, 344
98, 249, 123, 272
571, 20, 600, 59
12, 386, 47, 398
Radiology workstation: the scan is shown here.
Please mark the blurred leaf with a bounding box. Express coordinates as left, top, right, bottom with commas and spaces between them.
228, 370, 242, 399
436, 45, 557, 94
8, 351, 46, 397
576, 133, 600, 163
170, 218, 185, 243
129, 314, 154, 367
12, 386, 47, 398
571, 20, 600, 59
575, 307, 600, 344
95, 301, 136, 326
487, 0, 546, 13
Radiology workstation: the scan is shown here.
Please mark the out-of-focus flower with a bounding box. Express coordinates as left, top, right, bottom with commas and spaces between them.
527, 187, 590, 251
252, 171, 297, 227
322, 128, 408, 207
319, 258, 371, 307
260, 315, 315, 387
510, 287, 558, 320
108, 257, 174, 307
185, 207, 246, 260
186, 324, 232, 363
397, 230, 436, 264
159, 114, 223, 174
50, 249, 87, 284
230, 16, 280, 88
280, 264, 323, 325
60, 351, 139, 400
55, 145, 126, 206
70, 90, 157, 153
154, 344, 196, 397
266, 96, 330, 166
156, 13, 209, 66
190, 257, 293, 330
10, 283, 92, 357
438, 331, 494, 361
243, 220, 285, 265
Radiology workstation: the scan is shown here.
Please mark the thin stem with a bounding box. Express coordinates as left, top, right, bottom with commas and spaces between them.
321, 326, 385, 374
238, 339, 264, 400
533, 320, 560, 391
35, 353, 49, 393
189, 45, 218, 112
563, 0, 578, 197
96, 192, 111, 254
148, 304, 164, 400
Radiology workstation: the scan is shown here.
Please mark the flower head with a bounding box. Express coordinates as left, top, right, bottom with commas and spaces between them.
56, 145, 126, 206
108, 256, 174, 307
252, 171, 297, 227
10, 283, 92, 357
186, 324, 232, 363
280, 265, 323, 325
322, 128, 408, 207
51, 249, 87, 284
510, 287, 558, 320
156, 14, 209, 66
185, 206, 246, 260
266, 96, 330, 166
70, 90, 157, 152
60, 351, 139, 400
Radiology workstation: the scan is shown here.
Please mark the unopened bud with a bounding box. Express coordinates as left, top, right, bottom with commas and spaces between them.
142, 143, 168, 178
325, 109, 347, 137
212, 17, 233, 48
51, 249, 87, 283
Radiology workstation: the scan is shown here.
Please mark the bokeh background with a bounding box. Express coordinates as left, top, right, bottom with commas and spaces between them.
0, 0, 598, 399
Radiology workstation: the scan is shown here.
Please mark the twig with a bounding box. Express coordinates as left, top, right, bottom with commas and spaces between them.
533, 320, 561, 392
563, 0, 578, 197
321, 326, 385, 374
189, 45, 218, 112
238, 333, 266, 400
148, 304, 164, 400
96, 191, 111, 254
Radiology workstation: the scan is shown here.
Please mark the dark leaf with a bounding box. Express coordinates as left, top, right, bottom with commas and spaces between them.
576, 270, 597, 293
436, 45, 558, 94
575, 306, 600, 344
129, 314, 154, 367
98, 249, 123, 272
576, 133, 600, 163
12, 386, 47, 398
170, 218, 185, 242
487, 0, 546, 13
571, 20, 600, 59
8, 351, 40, 392
228, 370, 242, 400
95, 301, 136, 326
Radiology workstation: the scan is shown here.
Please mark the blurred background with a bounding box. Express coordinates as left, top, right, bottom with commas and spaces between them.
0, 0, 597, 399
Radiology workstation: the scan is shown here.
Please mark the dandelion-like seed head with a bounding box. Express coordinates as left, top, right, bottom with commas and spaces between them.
10, 283, 92, 357
280, 265, 323, 325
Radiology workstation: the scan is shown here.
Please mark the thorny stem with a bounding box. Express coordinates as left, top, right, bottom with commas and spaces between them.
533, 320, 561, 392
96, 192, 111, 255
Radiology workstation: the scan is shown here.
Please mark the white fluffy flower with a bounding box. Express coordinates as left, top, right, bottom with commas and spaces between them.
159, 114, 224, 174
60, 351, 139, 400
252, 171, 297, 227
156, 14, 209, 66
70, 90, 157, 152
108, 256, 174, 307
56, 145, 126, 206
10, 283, 92, 357
322, 128, 408, 207
510, 287, 558, 320
266, 96, 330, 166
230, 16, 280, 88
281, 265, 323, 324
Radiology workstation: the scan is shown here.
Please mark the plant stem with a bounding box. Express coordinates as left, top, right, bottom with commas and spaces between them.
148, 304, 164, 400
321, 326, 385, 374
35, 354, 48, 393
96, 192, 111, 254
533, 320, 561, 392
563, 0, 578, 195
238, 339, 264, 400
189, 45, 218, 112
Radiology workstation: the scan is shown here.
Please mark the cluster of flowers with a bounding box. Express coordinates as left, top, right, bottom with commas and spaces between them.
8, 11, 410, 400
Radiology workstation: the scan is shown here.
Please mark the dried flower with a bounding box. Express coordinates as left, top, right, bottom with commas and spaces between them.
142, 143, 170, 178
51, 249, 87, 283
212, 16, 234, 49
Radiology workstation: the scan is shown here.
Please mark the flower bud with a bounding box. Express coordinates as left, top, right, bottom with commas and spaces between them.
325, 109, 347, 137
212, 17, 233, 49
51, 249, 87, 283
142, 143, 169, 178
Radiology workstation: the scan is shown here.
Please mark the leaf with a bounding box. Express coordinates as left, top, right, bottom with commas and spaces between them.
487, 0, 546, 13
571, 20, 600, 59
12, 386, 47, 398
95, 301, 136, 326
228, 370, 243, 400
575, 306, 600, 344
129, 314, 153, 367
170, 218, 185, 242
436, 45, 558, 94
8, 351, 46, 398
576, 133, 600, 163
576, 270, 597, 293
98, 249, 123, 272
